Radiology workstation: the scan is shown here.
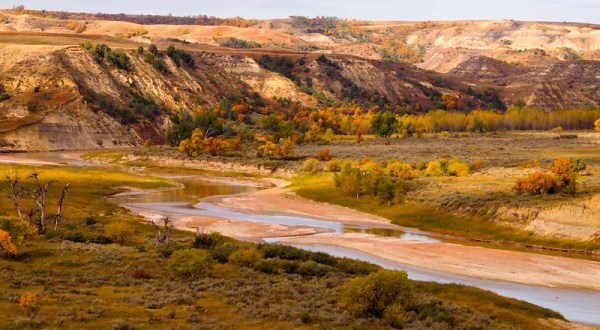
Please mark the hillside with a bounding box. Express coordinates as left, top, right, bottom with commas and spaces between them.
0, 10, 599, 150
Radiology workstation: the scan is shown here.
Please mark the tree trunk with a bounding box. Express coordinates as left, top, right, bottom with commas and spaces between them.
54, 183, 70, 231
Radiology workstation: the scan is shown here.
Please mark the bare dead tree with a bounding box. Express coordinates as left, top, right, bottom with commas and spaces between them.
25, 172, 56, 233
152, 214, 174, 244
53, 183, 70, 231
5, 175, 25, 220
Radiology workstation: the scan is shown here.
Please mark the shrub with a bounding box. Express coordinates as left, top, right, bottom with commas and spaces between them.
156, 241, 184, 258
335, 258, 380, 275
514, 172, 557, 195
385, 162, 415, 180
19, 292, 39, 316
166, 45, 195, 67
192, 231, 225, 250
0, 229, 17, 259
318, 148, 331, 161
105, 222, 134, 246
424, 159, 447, 177
210, 243, 239, 263
520, 159, 540, 168
0, 217, 37, 245
595, 118, 600, 132
259, 244, 309, 260
168, 249, 213, 279
571, 158, 586, 173
470, 159, 484, 171
85, 216, 98, 225
253, 258, 284, 274
551, 158, 576, 193
446, 159, 470, 177
303, 158, 320, 172
325, 159, 341, 172
296, 260, 330, 276
228, 248, 263, 267
340, 269, 414, 318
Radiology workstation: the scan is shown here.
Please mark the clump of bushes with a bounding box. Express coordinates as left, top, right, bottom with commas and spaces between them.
82, 42, 132, 71
166, 45, 195, 67
424, 159, 470, 177
192, 231, 225, 249
220, 37, 261, 49
514, 158, 577, 195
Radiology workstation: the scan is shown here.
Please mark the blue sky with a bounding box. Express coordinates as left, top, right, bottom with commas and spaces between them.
3, 0, 599, 23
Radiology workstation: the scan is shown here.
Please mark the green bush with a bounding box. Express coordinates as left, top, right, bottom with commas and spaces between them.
168, 249, 213, 279
228, 248, 263, 267
210, 242, 239, 263
192, 231, 225, 250
156, 241, 184, 257
340, 269, 414, 318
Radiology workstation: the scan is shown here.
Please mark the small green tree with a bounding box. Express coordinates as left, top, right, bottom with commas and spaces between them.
168, 249, 213, 280
377, 178, 395, 206
371, 111, 397, 138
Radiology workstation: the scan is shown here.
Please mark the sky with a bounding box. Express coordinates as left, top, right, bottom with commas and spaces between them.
2, 0, 599, 23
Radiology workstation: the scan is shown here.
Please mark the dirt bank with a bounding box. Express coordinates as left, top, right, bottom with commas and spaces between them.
279, 233, 600, 291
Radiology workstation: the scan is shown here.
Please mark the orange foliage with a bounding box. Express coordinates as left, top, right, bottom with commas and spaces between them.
514, 172, 556, 195
0, 229, 17, 259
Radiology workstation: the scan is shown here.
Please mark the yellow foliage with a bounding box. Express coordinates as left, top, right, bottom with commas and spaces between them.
105, 222, 134, 246
385, 162, 415, 180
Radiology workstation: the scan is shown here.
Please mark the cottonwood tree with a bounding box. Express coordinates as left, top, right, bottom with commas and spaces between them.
53, 183, 70, 231
25, 172, 55, 233
5, 172, 70, 233
5, 175, 25, 220
152, 214, 174, 244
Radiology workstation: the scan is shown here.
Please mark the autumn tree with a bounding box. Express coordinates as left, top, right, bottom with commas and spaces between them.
514, 172, 557, 195
551, 158, 576, 194
355, 128, 364, 143
278, 138, 295, 160
385, 162, 415, 180
152, 214, 174, 244
595, 118, 600, 132
5, 175, 25, 219
25, 172, 55, 233
259, 140, 278, 159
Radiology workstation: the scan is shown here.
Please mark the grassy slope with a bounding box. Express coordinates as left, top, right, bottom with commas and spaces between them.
0, 164, 565, 328
291, 173, 600, 252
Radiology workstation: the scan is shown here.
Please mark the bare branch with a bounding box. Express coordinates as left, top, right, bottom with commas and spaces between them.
54, 183, 70, 231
